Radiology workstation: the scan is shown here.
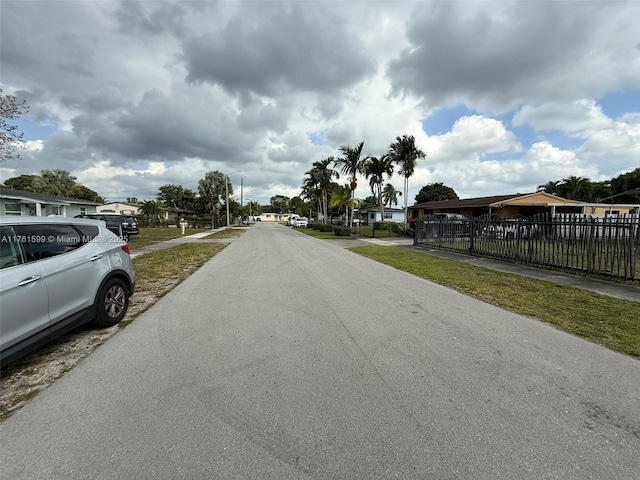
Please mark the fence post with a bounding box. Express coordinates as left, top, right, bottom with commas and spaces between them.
469, 218, 475, 254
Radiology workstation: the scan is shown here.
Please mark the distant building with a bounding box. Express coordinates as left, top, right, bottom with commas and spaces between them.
97, 202, 140, 215
354, 208, 405, 225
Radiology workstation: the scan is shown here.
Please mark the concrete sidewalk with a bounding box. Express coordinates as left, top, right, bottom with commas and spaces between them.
129, 227, 228, 259
352, 235, 640, 303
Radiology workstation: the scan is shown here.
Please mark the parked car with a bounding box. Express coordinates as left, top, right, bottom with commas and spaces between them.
287, 215, 300, 226
0, 216, 135, 366
293, 217, 309, 228
74, 214, 139, 240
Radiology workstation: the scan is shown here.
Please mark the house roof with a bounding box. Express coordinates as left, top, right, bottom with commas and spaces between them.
411, 192, 585, 210
411, 194, 529, 210
0, 187, 102, 206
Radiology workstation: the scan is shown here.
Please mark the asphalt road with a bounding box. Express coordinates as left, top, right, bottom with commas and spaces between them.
1, 222, 639, 479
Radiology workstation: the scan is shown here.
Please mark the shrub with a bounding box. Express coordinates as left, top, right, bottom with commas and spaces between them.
334, 226, 352, 237
319, 224, 335, 233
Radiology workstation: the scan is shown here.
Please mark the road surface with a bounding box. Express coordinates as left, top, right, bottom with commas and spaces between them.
1, 222, 639, 479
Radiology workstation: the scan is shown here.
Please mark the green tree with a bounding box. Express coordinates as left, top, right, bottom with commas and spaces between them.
140, 200, 163, 225
71, 184, 105, 203
33, 169, 78, 197
414, 183, 459, 203
382, 183, 401, 207
1, 174, 38, 191
537, 180, 561, 195
387, 134, 426, 221
329, 183, 354, 223
270, 195, 291, 213
197, 171, 229, 226
333, 141, 368, 227
609, 168, 640, 203
364, 154, 394, 221
303, 157, 339, 224
558, 176, 591, 201
0, 88, 29, 162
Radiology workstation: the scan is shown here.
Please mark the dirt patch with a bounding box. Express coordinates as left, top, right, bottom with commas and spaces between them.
0, 282, 177, 422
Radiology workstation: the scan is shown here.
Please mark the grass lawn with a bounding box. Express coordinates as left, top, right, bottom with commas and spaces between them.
354, 225, 405, 238
349, 245, 640, 359
296, 227, 355, 240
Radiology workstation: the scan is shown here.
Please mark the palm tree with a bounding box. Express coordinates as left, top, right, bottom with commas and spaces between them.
559, 176, 591, 201
304, 157, 339, 224
33, 169, 78, 197
329, 184, 353, 223
140, 200, 162, 225
387, 135, 426, 223
537, 180, 561, 195
364, 154, 394, 222
333, 141, 368, 227
382, 183, 402, 208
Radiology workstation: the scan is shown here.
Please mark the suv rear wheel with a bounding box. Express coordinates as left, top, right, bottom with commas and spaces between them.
93, 278, 129, 328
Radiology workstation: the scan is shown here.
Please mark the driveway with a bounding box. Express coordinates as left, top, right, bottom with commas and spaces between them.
1, 222, 639, 479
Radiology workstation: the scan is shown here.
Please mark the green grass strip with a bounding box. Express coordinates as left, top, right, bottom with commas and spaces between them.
349, 245, 640, 359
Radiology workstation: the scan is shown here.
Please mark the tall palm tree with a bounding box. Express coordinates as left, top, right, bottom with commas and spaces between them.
364, 154, 394, 222
333, 141, 368, 227
387, 135, 426, 223
304, 157, 339, 224
301, 171, 322, 221
382, 183, 401, 208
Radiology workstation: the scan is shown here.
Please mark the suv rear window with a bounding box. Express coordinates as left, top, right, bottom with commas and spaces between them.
13, 224, 99, 262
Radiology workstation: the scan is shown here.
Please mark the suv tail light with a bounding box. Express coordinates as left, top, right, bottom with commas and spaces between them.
121, 245, 130, 255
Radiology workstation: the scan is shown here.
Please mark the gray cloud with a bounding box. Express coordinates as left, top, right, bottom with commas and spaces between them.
182, 2, 376, 97
388, 2, 640, 112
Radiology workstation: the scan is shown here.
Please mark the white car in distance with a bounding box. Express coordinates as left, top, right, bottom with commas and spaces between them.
293, 217, 308, 228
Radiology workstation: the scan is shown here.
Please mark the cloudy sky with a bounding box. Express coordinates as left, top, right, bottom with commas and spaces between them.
1, 0, 639, 206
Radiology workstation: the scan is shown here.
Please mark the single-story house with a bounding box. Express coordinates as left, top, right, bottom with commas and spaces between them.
0, 188, 101, 217
354, 208, 405, 225
255, 212, 297, 222
97, 202, 140, 215
409, 192, 639, 223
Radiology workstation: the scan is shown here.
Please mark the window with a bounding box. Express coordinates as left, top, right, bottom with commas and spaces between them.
384, 212, 393, 219
0, 226, 25, 269
14, 224, 99, 262
79, 207, 87, 215
50, 205, 62, 216
3, 203, 21, 216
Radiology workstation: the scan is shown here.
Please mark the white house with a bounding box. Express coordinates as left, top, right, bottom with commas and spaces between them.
0, 188, 101, 217
354, 208, 406, 225
97, 202, 140, 215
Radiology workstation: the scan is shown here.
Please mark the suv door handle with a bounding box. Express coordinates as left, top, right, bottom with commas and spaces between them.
90, 254, 104, 261
18, 275, 42, 286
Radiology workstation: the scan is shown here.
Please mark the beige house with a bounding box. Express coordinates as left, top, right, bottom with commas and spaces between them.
255, 212, 298, 223
409, 192, 639, 224
97, 202, 140, 215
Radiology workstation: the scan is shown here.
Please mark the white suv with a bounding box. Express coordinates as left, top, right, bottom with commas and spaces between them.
293, 217, 308, 228
0, 216, 135, 366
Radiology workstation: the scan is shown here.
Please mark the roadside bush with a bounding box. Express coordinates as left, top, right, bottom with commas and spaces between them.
333, 225, 351, 237
373, 221, 392, 231
309, 223, 321, 230
319, 224, 335, 233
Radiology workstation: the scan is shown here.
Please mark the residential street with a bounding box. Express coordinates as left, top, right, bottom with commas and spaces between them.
1, 222, 639, 479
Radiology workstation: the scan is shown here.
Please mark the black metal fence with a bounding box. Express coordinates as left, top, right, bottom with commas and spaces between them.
414, 213, 640, 281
